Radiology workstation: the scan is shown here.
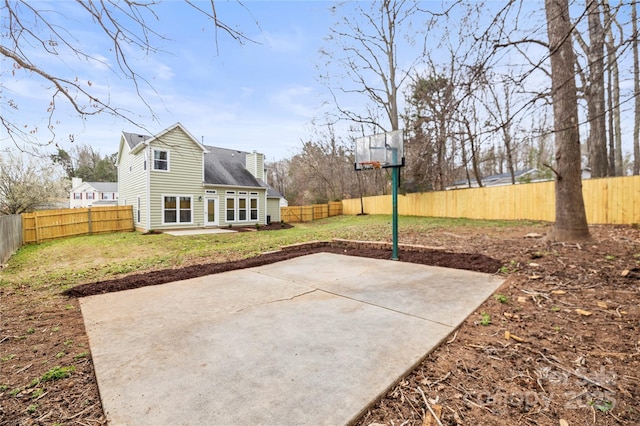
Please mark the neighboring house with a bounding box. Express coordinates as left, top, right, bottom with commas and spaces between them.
69, 177, 118, 208
116, 123, 285, 232
447, 168, 548, 190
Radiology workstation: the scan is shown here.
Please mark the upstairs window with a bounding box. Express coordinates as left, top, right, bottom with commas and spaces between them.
86, 193, 95, 200
153, 149, 169, 171
73, 193, 82, 200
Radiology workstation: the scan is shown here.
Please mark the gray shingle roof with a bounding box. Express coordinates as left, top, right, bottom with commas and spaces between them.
122, 132, 151, 149
203, 146, 262, 187
88, 182, 118, 192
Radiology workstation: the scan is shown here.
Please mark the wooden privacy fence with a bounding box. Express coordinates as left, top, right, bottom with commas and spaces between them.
0, 215, 23, 264
281, 201, 343, 223
22, 206, 134, 244
341, 175, 640, 225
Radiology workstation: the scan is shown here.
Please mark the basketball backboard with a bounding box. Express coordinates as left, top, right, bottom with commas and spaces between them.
354, 129, 404, 170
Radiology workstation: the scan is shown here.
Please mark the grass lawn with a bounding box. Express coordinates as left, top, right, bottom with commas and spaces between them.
0, 215, 540, 293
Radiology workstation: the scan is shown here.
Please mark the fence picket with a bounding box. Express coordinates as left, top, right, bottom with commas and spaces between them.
341, 175, 640, 225
21, 206, 134, 244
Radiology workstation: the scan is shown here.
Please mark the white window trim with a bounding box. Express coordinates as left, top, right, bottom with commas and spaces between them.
225, 192, 259, 223
161, 194, 193, 225
250, 196, 259, 221
152, 148, 170, 172
225, 196, 235, 222
237, 195, 248, 222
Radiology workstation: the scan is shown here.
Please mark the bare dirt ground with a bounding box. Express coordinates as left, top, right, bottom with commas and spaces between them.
1, 223, 639, 425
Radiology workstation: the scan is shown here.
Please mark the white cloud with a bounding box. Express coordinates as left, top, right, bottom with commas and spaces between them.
270, 85, 318, 118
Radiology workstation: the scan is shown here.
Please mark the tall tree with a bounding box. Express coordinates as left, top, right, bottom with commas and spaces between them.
602, 0, 624, 175
321, 0, 434, 133
544, 0, 591, 241
586, 0, 608, 177
0, 151, 67, 214
632, 0, 639, 175
405, 74, 458, 190
51, 145, 117, 182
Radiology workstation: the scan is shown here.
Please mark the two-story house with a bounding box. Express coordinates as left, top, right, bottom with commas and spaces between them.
116, 123, 284, 232
70, 178, 118, 208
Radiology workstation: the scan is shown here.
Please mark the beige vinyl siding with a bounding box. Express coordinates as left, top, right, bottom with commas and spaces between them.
117, 138, 148, 229
245, 152, 265, 181
267, 198, 281, 223
148, 127, 205, 229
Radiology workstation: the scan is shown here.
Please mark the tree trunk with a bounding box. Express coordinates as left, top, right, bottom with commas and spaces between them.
463, 116, 483, 187
602, 0, 623, 175
544, 0, 591, 242
586, 0, 608, 177
607, 56, 616, 175
632, 0, 640, 175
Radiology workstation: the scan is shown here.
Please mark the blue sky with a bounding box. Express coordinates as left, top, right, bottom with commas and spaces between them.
2, 1, 637, 164
2, 1, 345, 161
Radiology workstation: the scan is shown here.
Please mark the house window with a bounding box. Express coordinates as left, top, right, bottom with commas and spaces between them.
73, 193, 82, 200
226, 197, 235, 221
102, 193, 115, 200
163, 196, 191, 224
250, 198, 258, 220
224, 193, 259, 223
86, 193, 95, 200
136, 196, 141, 223
153, 149, 169, 171
238, 197, 247, 221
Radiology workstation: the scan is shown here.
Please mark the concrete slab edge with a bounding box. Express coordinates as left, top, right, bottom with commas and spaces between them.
345, 324, 459, 425
345, 273, 507, 426
276, 239, 446, 253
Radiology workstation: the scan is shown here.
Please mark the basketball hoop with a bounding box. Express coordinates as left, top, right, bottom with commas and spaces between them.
357, 161, 382, 170
353, 129, 405, 260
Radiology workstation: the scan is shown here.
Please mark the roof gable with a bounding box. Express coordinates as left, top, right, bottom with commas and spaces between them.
146, 123, 207, 153
118, 123, 207, 162
203, 146, 261, 187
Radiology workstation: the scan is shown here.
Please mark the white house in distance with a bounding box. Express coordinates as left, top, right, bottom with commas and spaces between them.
116, 122, 285, 232
69, 178, 118, 208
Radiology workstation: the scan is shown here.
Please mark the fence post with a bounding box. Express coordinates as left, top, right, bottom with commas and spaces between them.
35, 213, 40, 244
88, 208, 93, 235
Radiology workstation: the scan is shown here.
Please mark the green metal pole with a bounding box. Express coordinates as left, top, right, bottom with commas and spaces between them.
391, 166, 399, 260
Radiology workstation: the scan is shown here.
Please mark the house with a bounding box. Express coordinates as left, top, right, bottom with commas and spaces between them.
116, 123, 285, 232
69, 178, 118, 208
446, 168, 549, 190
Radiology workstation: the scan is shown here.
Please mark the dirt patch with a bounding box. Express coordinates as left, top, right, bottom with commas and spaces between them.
1, 224, 639, 425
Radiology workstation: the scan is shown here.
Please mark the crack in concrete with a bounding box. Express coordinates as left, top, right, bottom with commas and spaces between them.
316, 288, 454, 328
232, 288, 319, 314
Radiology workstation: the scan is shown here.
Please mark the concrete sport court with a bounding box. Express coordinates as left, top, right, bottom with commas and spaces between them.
79, 252, 504, 425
